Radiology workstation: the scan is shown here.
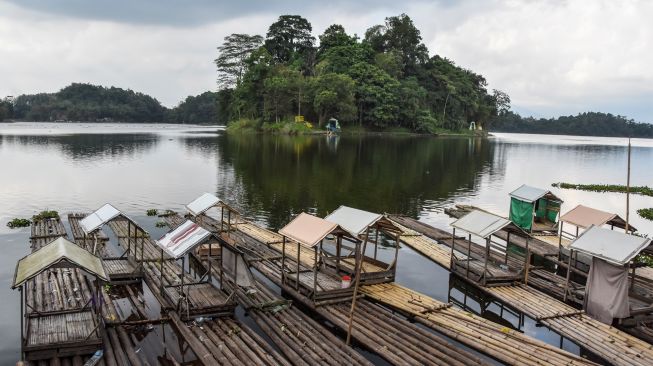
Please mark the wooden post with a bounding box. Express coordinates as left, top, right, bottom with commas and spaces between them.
393, 232, 400, 274
208, 241, 212, 282
626, 137, 631, 232
558, 222, 564, 251
221, 207, 224, 233
505, 231, 511, 264
127, 220, 132, 257
228, 209, 232, 237
374, 226, 379, 260
563, 249, 573, 302
19, 286, 24, 356
219, 248, 224, 291
180, 256, 186, 311
160, 248, 164, 295
347, 228, 369, 346
281, 236, 286, 285
466, 234, 472, 279
296, 240, 300, 291
523, 238, 530, 284
450, 228, 456, 269
313, 246, 318, 300
483, 237, 490, 286
336, 235, 341, 270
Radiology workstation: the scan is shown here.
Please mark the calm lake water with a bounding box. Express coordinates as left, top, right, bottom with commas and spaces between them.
1, 122, 652, 364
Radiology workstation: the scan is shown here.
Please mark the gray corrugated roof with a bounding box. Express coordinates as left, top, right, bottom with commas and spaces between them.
451, 210, 513, 238
509, 184, 550, 203
80, 203, 122, 234
570, 225, 651, 266
324, 206, 383, 236
156, 220, 211, 259
13, 237, 109, 288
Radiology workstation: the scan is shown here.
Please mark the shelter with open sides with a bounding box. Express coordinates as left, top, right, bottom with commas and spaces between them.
12, 237, 109, 362
557, 204, 636, 249
155, 219, 236, 320
278, 212, 362, 305
186, 192, 242, 235
324, 206, 403, 284
80, 203, 144, 284
509, 184, 563, 233
450, 210, 531, 286
563, 225, 653, 325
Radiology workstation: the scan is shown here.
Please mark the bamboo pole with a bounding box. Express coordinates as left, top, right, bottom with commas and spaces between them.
346, 228, 369, 346
626, 137, 631, 232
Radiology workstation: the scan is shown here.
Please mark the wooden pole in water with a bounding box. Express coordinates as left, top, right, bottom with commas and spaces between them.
346, 228, 369, 346
626, 138, 631, 232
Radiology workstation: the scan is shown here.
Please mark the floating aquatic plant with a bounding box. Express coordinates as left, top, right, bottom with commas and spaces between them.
7, 218, 31, 228
146, 209, 158, 216
638, 208, 653, 221
32, 210, 59, 221
552, 183, 653, 197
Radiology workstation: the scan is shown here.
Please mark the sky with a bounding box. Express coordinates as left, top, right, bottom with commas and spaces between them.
1, 0, 652, 122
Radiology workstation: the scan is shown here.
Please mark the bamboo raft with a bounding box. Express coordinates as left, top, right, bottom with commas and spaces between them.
362, 283, 596, 366
186, 213, 493, 366
390, 216, 653, 366
22, 219, 103, 364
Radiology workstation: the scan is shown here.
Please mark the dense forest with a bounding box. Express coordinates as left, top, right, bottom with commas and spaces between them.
2, 83, 220, 124
490, 111, 653, 138
215, 14, 503, 132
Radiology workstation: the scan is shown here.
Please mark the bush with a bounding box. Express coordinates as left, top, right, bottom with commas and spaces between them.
32, 210, 59, 221
226, 118, 261, 133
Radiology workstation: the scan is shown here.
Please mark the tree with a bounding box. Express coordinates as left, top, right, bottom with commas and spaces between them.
264, 15, 315, 63
0, 98, 13, 121
348, 63, 399, 127
310, 73, 357, 126
215, 33, 264, 89
317, 24, 356, 58
492, 89, 511, 115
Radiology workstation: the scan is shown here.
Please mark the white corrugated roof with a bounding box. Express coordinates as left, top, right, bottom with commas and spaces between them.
570, 225, 651, 266
156, 220, 211, 259
80, 203, 122, 234
186, 193, 221, 217
509, 184, 550, 203
279, 212, 338, 248
324, 206, 383, 236
451, 210, 513, 238
13, 237, 109, 288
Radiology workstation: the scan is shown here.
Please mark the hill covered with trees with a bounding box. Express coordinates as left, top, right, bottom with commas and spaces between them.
215, 14, 502, 133
489, 111, 653, 138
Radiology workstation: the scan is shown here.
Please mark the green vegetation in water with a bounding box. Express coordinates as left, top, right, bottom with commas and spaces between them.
638, 208, 653, 221
146, 209, 158, 216
7, 218, 31, 228
159, 209, 177, 217
32, 210, 60, 221
155, 221, 168, 228
216, 14, 504, 134
636, 253, 653, 267
552, 182, 653, 197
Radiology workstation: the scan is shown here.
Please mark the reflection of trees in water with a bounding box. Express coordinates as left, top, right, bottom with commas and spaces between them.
216, 134, 494, 229
1, 134, 158, 160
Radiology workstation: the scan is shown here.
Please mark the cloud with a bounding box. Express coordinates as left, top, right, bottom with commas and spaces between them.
0, 0, 652, 122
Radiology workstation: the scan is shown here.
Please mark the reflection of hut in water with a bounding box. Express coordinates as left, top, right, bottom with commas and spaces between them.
155, 220, 236, 320
278, 212, 362, 304
324, 206, 402, 283
80, 203, 144, 284
564, 226, 653, 326
509, 184, 562, 234
12, 237, 109, 361
450, 210, 529, 286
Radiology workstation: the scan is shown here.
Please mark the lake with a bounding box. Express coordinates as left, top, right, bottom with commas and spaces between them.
1, 122, 652, 364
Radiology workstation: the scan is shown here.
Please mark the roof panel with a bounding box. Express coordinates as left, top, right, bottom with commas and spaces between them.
509, 184, 551, 203
324, 206, 382, 236
451, 210, 513, 238
13, 237, 108, 288
570, 226, 651, 266
186, 193, 221, 217
560, 205, 617, 229
156, 220, 211, 259
80, 203, 122, 233
279, 212, 338, 247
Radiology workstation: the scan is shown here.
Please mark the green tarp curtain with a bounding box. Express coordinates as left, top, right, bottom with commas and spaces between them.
535, 198, 560, 223
510, 198, 533, 231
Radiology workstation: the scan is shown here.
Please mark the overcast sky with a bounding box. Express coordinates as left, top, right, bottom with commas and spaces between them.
1, 0, 651, 121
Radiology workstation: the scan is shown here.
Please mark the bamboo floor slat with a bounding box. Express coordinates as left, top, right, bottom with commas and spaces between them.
361, 283, 596, 366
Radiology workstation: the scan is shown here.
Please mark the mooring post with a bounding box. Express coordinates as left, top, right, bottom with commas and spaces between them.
313, 245, 318, 300
524, 237, 530, 284
19, 286, 24, 358
281, 236, 286, 285
347, 227, 369, 346
160, 248, 164, 295
563, 249, 573, 302
466, 234, 472, 279
374, 225, 379, 260
483, 236, 490, 286
451, 228, 456, 269
296, 240, 300, 291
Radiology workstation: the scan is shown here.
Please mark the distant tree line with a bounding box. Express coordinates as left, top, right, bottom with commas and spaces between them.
489, 111, 653, 138
215, 14, 502, 132
1, 83, 221, 124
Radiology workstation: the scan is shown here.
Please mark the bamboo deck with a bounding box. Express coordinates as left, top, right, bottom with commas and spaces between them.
362, 283, 596, 366
185, 214, 493, 365
391, 216, 653, 366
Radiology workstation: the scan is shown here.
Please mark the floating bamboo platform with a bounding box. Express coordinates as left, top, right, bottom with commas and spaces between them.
362, 282, 596, 366
390, 215, 653, 366
183, 213, 493, 366
22, 219, 102, 364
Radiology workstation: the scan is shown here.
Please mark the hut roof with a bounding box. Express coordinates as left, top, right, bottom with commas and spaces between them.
509, 184, 561, 203
451, 210, 525, 238
570, 226, 651, 266
186, 192, 240, 217
280, 212, 353, 248
13, 237, 108, 288
156, 220, 211, 259
80, 203, 122, 234
560, 204, 634, 231
325, 206, 396, 236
